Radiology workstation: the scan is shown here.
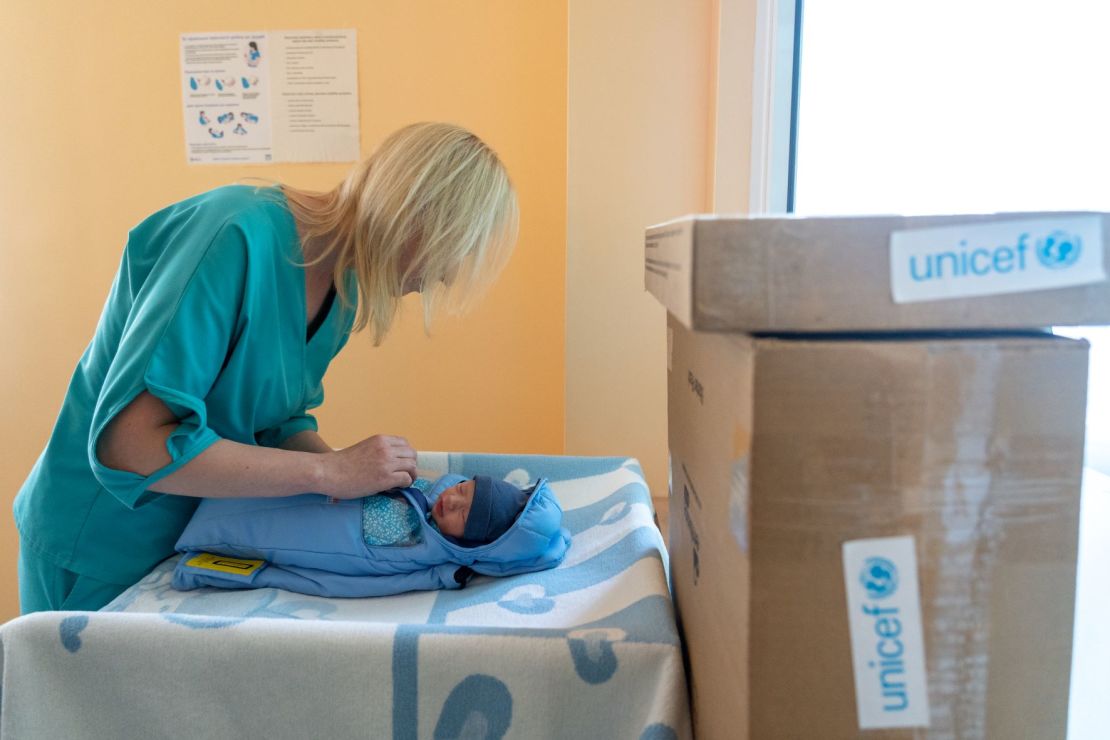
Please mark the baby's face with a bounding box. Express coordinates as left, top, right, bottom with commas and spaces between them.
432, 478, 475, 538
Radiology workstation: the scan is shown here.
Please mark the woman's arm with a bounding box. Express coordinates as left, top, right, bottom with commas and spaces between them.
96, 391, 416, 499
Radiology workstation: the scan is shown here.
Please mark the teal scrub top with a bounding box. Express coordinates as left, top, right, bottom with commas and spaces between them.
14, 184, 357, 586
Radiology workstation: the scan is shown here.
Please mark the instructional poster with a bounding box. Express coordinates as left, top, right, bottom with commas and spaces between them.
180, 30, 359, 164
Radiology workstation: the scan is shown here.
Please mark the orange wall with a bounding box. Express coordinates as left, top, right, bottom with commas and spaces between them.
0, 1, 566, 620
566, 1, 715, 501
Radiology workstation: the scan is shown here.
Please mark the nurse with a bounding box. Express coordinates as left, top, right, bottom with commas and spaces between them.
14, 122, 519, 613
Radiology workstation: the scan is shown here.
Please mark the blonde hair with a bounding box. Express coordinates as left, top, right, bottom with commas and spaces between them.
263, 122, 519, 345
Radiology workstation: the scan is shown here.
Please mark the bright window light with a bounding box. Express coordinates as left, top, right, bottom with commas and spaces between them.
795, 0, 1110, 217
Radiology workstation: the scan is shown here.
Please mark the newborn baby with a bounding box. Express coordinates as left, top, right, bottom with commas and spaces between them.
173, 473, 570, 598
363, 475, 529, 547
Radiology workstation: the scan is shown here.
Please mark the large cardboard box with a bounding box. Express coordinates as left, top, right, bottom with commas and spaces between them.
667, 315, 1087, 738
646, 213, 1110, 331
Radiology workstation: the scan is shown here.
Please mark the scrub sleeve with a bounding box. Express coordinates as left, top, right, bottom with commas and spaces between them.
86, 223, 245, 509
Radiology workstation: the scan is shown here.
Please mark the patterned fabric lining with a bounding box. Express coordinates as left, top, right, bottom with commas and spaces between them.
360, 477, 438, 547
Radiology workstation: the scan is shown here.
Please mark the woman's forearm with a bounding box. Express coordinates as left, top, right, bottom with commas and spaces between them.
96, 391, 416, 499
149, 431, 330, 499
96, 392, 329, 498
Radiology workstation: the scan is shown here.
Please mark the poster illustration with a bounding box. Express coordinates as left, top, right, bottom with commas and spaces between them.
180, 30, 359, 164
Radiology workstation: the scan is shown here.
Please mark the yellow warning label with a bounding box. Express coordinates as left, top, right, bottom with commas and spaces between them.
185, 552, 265, 576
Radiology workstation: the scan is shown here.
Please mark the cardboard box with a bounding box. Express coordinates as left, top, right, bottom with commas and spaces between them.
646, 213, 1110, 332
667, 315, 1087, 739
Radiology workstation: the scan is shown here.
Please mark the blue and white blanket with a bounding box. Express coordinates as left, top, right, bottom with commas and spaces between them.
0, 453, 691, 740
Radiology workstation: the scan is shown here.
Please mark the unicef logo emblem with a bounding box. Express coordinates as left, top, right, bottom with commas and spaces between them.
1036, 231, 1082, 270
860, 557, 899, 599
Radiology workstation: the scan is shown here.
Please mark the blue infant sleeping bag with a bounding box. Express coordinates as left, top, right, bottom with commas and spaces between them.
172, 474, 571, 598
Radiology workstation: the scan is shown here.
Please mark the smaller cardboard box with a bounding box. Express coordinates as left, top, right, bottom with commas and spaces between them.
646, 212, 1110, 332
667, 316, 1087, 739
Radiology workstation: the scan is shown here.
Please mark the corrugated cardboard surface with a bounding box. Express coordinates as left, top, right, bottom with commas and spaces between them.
646, 213, 1110, 332
668, 327, 755, 740
667, 316, 1087, 739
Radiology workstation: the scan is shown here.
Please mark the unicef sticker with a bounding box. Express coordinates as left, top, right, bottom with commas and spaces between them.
1036, 230, 1082, 270
890, 214, 1106, 303
843, 536, 930, 729
860, 556, 899, 599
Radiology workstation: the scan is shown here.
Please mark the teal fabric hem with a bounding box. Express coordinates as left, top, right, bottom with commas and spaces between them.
256, 414, 320, 449
18, 540, 131, 614
87, 422, 221, 511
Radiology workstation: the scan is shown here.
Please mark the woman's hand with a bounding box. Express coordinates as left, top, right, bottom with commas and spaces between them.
323, 434, 417, 498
